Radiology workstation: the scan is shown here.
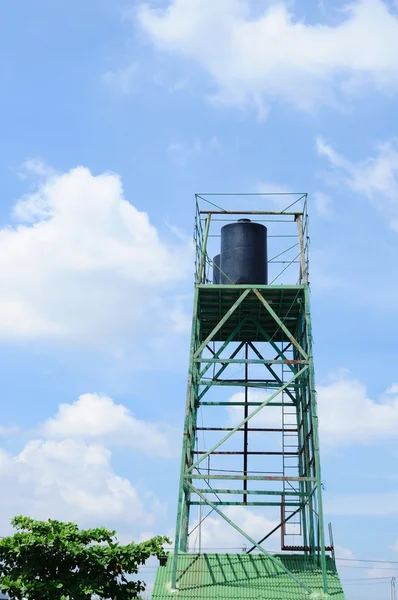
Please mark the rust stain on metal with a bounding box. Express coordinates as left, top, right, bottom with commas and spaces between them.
283, 359, 303, 364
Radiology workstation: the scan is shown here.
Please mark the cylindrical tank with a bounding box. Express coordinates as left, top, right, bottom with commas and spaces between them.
220, 219, 268, 284
213, 254, 221, 284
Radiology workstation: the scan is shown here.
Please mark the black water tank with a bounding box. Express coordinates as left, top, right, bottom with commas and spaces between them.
213, 254, 221, 284
220, 219, 268, 284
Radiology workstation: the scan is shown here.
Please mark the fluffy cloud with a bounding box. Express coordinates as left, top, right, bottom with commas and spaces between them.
0, 425, 18, 436
0, 438, 156, 533
167, 136, 220, 166
102, 63, 139, 95
138, 0, 398, 114
391, 540, 398, 551
43, 393, 178, 457
226, 372, 398, 446
189, 506, 280, 552
313, 192, 333, 220
0, 163, 191, 348
317, 371, 398, 445
316, 137, 398, 230
226, 389, 280, 428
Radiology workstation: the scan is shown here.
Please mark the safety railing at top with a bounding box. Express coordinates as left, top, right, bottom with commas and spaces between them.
194, 193, 310, 286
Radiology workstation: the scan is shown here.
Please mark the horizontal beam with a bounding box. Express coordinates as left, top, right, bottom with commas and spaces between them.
193, 288, 251, 357
282, 546, 334, 552
192, 474, 316, 482
198, 284, 304, 290
196, 358, 306, 365
196, 427, 297, 433
253, 289, 308, 360
194, 451, 298, 456
187, 481, 313, 594
200, 401, 290, 406
191, 501, 301, 507
188, 365, 308, 473
193, 489, 302, 496
199, 380, 298, 388
199, 210, 303, 216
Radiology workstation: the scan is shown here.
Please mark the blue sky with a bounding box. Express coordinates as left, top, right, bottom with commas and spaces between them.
2, 1, 398, 598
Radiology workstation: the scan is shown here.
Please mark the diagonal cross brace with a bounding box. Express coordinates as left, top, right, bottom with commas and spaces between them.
198, 341, 246, 401
249, 319, 295, 373
199, 322, 247, 379
253, 288, 308, 359
185, 482, 312, 595
248, 342, 297, 405
193, 288, 251, 358
187, 365, 309, 473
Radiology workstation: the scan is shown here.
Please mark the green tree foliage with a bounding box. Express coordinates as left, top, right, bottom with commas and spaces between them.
0, 516, 170, 600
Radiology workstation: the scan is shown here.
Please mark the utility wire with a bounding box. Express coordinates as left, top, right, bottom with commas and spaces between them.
336, 557, 398, 564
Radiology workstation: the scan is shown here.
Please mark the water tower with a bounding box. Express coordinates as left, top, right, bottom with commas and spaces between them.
153, 194, 345, 599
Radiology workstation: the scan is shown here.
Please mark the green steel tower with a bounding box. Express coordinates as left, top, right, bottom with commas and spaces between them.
153, 194, 345, 599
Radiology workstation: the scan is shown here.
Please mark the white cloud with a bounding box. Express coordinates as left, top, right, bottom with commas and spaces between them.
316, 137, 398, 230
167, 136, 220, 165
226, 389, 280, 428
189, 506, 279, 552
255, 182, 297, 211
0, 425, 18, 436
313, 192, 333, 219
256, 182, 292, 195
42, 393, 178, 457
226, 372, 398, 446
363, 562, 398, 578
317, 371, 398, 445
0, 438, 157, 533
16, 158, 57, 181
334, 545, 356, 560
138, 0, 398, 114
0, 163, 191, 348
102, 63, 139, 95
391, 540, 398, 551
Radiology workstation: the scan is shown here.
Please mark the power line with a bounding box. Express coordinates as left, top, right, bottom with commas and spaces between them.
336, 557, 398, 564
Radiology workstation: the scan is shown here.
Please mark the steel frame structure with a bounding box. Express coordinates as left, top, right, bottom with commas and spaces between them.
172, 194, 332, 594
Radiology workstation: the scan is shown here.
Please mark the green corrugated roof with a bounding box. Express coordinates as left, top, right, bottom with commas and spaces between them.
152, 553, 345, 599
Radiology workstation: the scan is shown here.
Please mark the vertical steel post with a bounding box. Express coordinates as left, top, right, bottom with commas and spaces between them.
304, 286, 328, 593
172, 215, 211, 589
296, 214, 308, 285
171, 285, 199, 588
243, 343, 248, 504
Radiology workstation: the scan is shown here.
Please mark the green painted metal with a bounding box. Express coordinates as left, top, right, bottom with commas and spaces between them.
193, 288, 251, 356
249, 319, 296, 373
186, 483, 312, 594
304, 285, 328, 592
187, 366, 308, 474
170, 198, 345, 598
172, 283, 200, 586
195, 358, 307, 364
196, 214, 212, 284
191, 501, 301, 507
247, 342, 297, 403
197, 489, 304, 496
253, 289, 308, 359
200, 402, 290, 406
191, 474, 316, 481
198, 325, 247, 379
153, 553, 345, 599
198, 285, 305, 289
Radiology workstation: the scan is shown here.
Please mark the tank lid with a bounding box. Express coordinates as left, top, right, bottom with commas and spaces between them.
237, 218, 251, 223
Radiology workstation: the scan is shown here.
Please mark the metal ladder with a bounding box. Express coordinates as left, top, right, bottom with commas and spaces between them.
281, 363, 302, 546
